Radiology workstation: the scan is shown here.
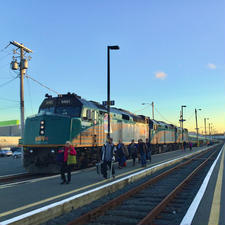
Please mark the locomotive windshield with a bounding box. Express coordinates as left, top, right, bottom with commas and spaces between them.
38, 95, 82, 117
39, 107, 55, 114
55, 106, 81, 117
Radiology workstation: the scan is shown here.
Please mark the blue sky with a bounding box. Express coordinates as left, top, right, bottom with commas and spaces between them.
0, 0, 224, 133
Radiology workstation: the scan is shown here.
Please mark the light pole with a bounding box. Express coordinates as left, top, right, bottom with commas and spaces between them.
195, 108, 201, 146
180, 105, 186, 142
107, 45, 119, 139
204, 118, 209, 141
142, 102, 154, 119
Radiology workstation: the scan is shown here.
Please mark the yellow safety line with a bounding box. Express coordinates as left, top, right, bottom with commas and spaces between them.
208, 145, 224, 225
0, 160, 162, 218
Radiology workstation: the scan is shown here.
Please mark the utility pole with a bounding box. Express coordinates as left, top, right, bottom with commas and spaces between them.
142, 102, 154, 120
10, 41, 32, 139
208, 123, 211, 140
152, 102, 154, 120
180, 105, 186, 142
195, 108, 201, 146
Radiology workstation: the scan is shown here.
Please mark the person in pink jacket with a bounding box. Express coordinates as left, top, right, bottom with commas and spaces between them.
60, 141, 77, 184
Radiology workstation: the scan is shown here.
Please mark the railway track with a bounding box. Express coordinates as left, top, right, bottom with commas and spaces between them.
66, 145, 221, 225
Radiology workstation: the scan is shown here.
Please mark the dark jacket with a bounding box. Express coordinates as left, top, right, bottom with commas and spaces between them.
129, 143, 137, 157
116, 143, 125, 158
138, 142, 146, 155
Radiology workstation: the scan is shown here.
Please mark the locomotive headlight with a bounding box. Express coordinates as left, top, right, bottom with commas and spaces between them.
30, 149, 33, 153
40, 120, 45, 135
51, 149, 55, 153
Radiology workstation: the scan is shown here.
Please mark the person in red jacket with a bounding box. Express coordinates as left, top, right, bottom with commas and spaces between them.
60, 141, 77, 184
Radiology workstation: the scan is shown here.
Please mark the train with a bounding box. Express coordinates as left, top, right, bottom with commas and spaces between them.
23, 93, 212, 173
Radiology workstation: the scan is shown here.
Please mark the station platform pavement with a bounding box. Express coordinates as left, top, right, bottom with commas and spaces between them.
190, 144, 225, 225
0, 144, 222, 223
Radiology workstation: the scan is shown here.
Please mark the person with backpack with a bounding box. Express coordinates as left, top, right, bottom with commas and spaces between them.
59, 141, 77, 184
128, 139, 137, 166
101, 138, 115, 179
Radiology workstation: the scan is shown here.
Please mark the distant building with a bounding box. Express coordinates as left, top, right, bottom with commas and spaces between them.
0, 120, 21, 136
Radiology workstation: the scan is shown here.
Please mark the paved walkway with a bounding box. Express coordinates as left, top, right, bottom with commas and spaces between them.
0, 145, 209, 222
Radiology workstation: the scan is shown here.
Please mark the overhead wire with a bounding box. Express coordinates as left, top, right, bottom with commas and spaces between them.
25, 74, 60, 95
133, 104, 151, 114
0, 76, 18, 88
26, 75, 34, 114
0, 42, 10, 53
154, 106, 178, 126
0, 97, 19, 102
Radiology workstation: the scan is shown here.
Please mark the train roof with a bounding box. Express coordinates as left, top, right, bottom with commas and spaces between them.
42, 93, 188, 129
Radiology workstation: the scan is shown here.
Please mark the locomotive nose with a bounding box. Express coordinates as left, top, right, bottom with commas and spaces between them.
24, 114, 71, 145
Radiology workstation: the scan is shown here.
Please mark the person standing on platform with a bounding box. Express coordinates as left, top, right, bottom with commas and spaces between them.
145, 138, 152, 163
137, 139, 147, 167
189, 142, 193, 151
183, 141, 187, 150
129, 139, 137, 166
116, 139, 126, 168
101, 138, 115, 179
59, 141, 77, 184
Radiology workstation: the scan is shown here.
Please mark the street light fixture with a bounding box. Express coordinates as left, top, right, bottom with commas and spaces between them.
142, 102, 154, 119
107, 45, 120, 139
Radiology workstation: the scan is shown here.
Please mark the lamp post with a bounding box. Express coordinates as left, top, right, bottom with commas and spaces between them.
142, 102, 154, 119
204, 118, 209, 141
107, 45, 119, 139
195, 108, 201, 146
180, 105, 186, 142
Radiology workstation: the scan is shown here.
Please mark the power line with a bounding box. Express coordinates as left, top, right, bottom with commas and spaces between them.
154, 106, 178, 126
26, 76, 34, 114
133, 104, 151, 114
0, 76, 18, 88
0, 97, 19, 102
0, 51, 13, 62
0, 42, 10, 53
25, 74, 60, 95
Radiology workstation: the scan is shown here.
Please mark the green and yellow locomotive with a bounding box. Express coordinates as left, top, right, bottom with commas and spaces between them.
23, 93, 188, 173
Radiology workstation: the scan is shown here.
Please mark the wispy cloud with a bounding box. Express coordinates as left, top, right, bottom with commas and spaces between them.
207, 63, 216, 69
155, 71, 167, 80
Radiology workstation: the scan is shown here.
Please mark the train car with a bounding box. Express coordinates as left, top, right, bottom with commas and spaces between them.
188, 133, 211, 147
23, 93, 149, 173
23, 93, 193, 174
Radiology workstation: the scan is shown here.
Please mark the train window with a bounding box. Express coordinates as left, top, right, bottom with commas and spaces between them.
122, 114, 129, 120
55, 106, 81, 117
86, 110, 91, 120
92, 111, 97, 120
39, 107, 55, 114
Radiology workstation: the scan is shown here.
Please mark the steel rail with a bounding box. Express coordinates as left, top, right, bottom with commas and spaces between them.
138, 148, 218, 225
67, 147, 214, 225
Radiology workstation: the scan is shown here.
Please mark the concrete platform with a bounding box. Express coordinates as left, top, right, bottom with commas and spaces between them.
181, 143, 225, 225
0, 145, 211, 223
